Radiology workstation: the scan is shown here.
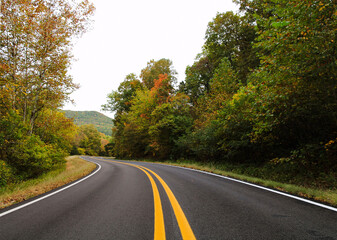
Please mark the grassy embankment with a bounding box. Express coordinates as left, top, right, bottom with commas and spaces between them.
0, 156, 96, 209
166, 160, 337, 207
113, 158, 337, 207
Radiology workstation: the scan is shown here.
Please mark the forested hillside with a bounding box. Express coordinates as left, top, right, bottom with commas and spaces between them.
63, 110, 113, 136
103, 0, 337, 188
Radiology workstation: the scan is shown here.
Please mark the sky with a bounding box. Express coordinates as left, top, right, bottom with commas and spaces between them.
63, 0, 238, 118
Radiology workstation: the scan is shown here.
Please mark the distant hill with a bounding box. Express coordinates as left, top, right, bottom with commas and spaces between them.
62, 110, 113, 136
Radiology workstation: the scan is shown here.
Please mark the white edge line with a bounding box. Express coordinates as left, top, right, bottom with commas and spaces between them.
0, 158, 101, 218
157, 163, 337, 213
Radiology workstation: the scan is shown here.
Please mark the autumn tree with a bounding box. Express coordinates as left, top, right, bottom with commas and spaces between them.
140, 58, 177, 90
183, 56, 214, 104
104, 59, 193, 159
73, 124, 102, 156
182, 11, 259, 104
0, 0, 94, 183
102, 73, 143, 115
184, 0, 337, 167
114, 74, 191, 159
148, 93, 192, 159
0, 0, 95, 133
34, 109, 77, 152
245, 0, 337, 165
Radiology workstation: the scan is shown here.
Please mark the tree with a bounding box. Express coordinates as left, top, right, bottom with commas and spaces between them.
105, 62, 192, 159
102, 73, 145, 157
194, 58, 240, 128
182, 11, 258, 104
148, 93, 192, 159
102, 73, 143, 115
105, 59, 181, 159
202, 0, 337, 167
0, 110, 70, 179
243, 0, 337, 144
178, 58, 242, 161
74, 124, 102, 156
0, 0, 95, 134
183, 56, 215, 103
204, 12, 241, 67
0, 0, 95, 183
140, 58, 177, 90
34, 109, 77, 153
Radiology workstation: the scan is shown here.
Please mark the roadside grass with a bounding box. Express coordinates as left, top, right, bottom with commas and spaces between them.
182, 162, 336, 205
106, 157, 337, 208
164, 160, 337, 207
0, 156, 96, 209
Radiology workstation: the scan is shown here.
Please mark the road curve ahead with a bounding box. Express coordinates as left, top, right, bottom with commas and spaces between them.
0, 156, 337, 240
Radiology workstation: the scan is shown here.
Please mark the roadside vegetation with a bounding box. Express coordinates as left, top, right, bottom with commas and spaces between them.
0, 156, 96, 209
0, 0, 95, 188
160, 160, 337, 207
70, 124, 110, 156
103, 0, 337, 203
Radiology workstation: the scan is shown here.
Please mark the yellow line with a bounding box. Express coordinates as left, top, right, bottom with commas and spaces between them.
98, 159, 196, 240
138, 165, 196, 240
135, 166, 166, 240
98, 159, 165, 240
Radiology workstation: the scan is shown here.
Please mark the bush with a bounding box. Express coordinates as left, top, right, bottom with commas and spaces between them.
8, 135, 66, 179
77, 147, 86, 155
0, 111, 68, 183
0, 160, 13, 187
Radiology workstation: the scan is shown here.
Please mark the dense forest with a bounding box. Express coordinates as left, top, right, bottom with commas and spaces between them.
63, 110, 113, 136
0, 0, 95, 187
103, 0, 337, 187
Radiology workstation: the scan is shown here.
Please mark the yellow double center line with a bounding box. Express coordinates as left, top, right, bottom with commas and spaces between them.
98, 159, 196, 240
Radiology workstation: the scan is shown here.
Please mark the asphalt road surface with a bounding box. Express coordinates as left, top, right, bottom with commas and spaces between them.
1, 156, 337, 240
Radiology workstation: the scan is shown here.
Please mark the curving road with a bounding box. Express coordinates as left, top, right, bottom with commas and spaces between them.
0, 156, 337, 240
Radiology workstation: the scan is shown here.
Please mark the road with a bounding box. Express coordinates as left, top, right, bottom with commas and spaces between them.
1, 156, 337, 240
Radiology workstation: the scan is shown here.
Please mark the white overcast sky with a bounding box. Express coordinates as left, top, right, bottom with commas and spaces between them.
63, 0, 238, 118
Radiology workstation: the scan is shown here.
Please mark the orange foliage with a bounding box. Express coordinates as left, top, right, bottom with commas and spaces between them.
150, 74, 172, 104
140, 113, 150, 119
101, 138, 110, 147
151, 74, 168, 91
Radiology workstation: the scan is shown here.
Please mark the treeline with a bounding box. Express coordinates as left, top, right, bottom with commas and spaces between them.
104, 0, 337, 185
0, 0, 94, 187
70, 124, 111, 157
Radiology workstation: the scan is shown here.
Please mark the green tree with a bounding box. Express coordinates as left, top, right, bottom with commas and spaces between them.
75, 125, 102, 156
178, 59, 242, 161
148, 93, 192, 159
182, 11, 258, 104
34, 109, 77, 153
140, 58, 177, 90
204, 12, 242, 68
102, 73, 143, 115
183, 56, 215, 103
107, 68, 192, 159
194, 58, 240, 128
0, 0, 94, 183
0, 0, 95, 134
0, 111, 68, 179
245, 0, 337, 145
205, 0, 337, 167
103, 73, 148, 158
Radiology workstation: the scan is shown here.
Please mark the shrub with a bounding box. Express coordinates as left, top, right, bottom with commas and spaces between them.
0, 160, 13, 187
8, 135, 66, 179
